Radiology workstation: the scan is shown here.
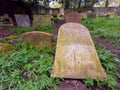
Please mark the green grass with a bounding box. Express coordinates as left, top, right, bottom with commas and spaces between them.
12, 27, 32, 35
0, 41, 60, 90
36, 24, 55, 33
83, 42, 120, 89
0, 16, 120, 90
81, 16, 120, 44
82, 16, 120, 89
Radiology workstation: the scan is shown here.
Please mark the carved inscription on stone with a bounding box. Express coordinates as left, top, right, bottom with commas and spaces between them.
51, 23, 107, 79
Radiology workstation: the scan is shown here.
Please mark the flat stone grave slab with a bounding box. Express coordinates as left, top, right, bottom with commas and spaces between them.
21, 31, 52, 48
66, 12, 81, 23
51, 23, 107, 79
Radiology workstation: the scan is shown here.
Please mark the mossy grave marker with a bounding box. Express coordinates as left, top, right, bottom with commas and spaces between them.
21, 31, 52, 48
51, 23, 107, 79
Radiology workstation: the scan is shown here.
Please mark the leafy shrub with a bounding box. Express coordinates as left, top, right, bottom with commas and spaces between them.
36, 24, 55, 33
84, 77, 94, 87
12, 27, 32, 35
81, 16, 120, 44
83, 42, 120, 89
0, 41, 60, 90
97, 48, 119, 89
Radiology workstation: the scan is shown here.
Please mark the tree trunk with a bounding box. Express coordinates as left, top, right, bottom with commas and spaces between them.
65, 0, 70, 9
78, 0, 82, 8
105, 0, 109, 7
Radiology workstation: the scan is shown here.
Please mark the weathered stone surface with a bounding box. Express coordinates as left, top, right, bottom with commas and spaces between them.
86, 11, 96, 18
0, 43, 15, 52
66, 12, 81, 23
32, 15, 51, 29
51, 23, 107, 79
21, 31, 52, 47
15, 14, 30, 26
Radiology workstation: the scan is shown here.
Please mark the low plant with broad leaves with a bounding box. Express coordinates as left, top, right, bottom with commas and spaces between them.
0, 41, 60, 90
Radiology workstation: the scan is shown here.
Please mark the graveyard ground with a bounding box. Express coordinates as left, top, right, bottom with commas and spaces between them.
0, 16, 120, 90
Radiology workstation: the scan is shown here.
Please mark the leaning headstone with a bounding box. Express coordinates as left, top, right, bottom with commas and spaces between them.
51, 23, 107, 79
21, 31, 52, 47
15, 14, 30, 26
66, 12, 81, 23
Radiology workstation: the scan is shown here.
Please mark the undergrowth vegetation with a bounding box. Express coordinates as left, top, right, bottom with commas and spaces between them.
81, 16, 120, 44
11, 24, 55, 35
0, 16, 120, 90
0, 41, 60, 90
12, 27, 32, 35
83, 42, 120, 90
82, 16, 120, 89
36, 24, 55, 33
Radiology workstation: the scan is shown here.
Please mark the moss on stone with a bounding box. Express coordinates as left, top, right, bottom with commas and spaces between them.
5, 35, 17, 40
0, 43, 15, 52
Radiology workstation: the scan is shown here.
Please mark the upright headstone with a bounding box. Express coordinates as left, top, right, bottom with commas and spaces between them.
32, 15, 51, 29
51, 23, 107, 79
15, 14, 30, 26
21, 31, 52, 48
66, 12, 81, 23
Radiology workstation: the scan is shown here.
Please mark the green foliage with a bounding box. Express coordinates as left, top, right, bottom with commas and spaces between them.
0, 41, 60, 90
84, 77, 94, 87
97, 45, 120, 89
36, 24, 55, 33
97, 49, 118, 71
81, 16, 120, 44
12, 27, 32, 35
82, 16, 120, 89
106, 74, 117, 90
95, 77, 105, 86
83, 44, 120, 89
